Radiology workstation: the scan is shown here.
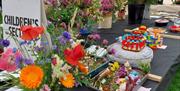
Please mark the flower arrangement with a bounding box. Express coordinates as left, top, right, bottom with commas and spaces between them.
114, 0, 127, 20
0, 25, 89, 90
92, 61, 148, 91
0, 4, 110, 90
100, 0, 114, 16
45, 0, 101, 35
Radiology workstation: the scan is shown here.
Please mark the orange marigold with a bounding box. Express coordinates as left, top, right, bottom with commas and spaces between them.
60, 73, 75, 88
20, 65, 44, 89
78, 62, 89, 75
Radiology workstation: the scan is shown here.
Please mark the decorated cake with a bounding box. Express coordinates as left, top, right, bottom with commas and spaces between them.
107, 26, 153, 67
121, 32, 146, 52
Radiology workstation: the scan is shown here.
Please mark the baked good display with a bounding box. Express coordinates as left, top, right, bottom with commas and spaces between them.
169, 25, 180, 32
146, 28, 164, 49
108, 25, 153, 67
155, 19, 169, 27
121, 32, 146, 52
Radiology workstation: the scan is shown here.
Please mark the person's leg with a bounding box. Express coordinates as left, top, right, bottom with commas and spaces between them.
158, 0, 164, 4
0, 0, 2, 8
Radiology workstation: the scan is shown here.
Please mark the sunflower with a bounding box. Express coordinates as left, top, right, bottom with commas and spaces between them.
60, 73, 75, 88
20, 65, 44, 89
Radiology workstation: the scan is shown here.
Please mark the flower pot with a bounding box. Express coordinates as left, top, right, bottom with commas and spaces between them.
128, 4, 145, 25
98, 14, 112, 29
117, 10, 126, 21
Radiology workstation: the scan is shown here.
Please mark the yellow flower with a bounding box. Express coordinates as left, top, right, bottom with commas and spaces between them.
110, 62, 120, 71
20, 65, 44, 89
60, 73, 75, 88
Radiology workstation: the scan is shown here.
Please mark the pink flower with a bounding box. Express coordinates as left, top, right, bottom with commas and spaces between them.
94, 34, 101, 40
40, 84, 51, 91
102, 39, 109, 45
0, 48, 21, 72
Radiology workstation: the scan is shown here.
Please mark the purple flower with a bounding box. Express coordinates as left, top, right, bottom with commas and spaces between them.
58, 36, 68, 45
108, 48, 116, 55
15, 57, 33, 68
88, 34, 101, 40
24, 59, 33, 65
75, 81, 80, 87
100, 0, 114, 14
47, 20, 52, 26
94, 34, 101, 40
63, 31, 71, 40
0, 39, 10, 47
52, 45, 57, 50
34, 46, 44, 52
102, 39, 109, 45
15, 56, 23, 68
116, 66, 127, 78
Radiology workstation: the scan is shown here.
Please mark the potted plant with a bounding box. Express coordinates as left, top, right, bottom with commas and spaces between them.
115, 0, 127, 21
76, 0, 101, 36
98, 0, 114, 29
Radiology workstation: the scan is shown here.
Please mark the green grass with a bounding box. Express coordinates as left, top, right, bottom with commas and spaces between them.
0, 12, 2, 24
167, 65, 180, 91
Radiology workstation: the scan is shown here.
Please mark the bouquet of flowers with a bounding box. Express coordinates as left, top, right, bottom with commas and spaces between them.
45, 0, 101, 36
92, 61, 149, 91
100, 0, 114, 16
0, 1, 111, 90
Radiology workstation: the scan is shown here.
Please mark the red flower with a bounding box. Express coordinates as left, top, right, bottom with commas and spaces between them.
20, 26, 44, 41
64, 44, 85, 66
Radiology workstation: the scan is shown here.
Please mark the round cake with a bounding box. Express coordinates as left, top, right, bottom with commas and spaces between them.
121, 32, 146, 52
108, 42, 153, 67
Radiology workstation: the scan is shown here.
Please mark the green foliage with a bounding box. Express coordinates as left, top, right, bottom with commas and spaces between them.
47, 5, 77, 26
112, 84, 119, 90
167, 65, 180, 91
115, 0, 127, 10
0, 12, 2, 24
74, 71, 91, 87
138, 62, 151, 74
0, 73, 19, 90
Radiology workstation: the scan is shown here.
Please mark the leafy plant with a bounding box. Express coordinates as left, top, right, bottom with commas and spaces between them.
138, 62, 151, 74
115, 0, 127, 10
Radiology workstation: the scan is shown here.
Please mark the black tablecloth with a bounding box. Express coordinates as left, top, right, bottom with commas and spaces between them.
97, 19, 180, 91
